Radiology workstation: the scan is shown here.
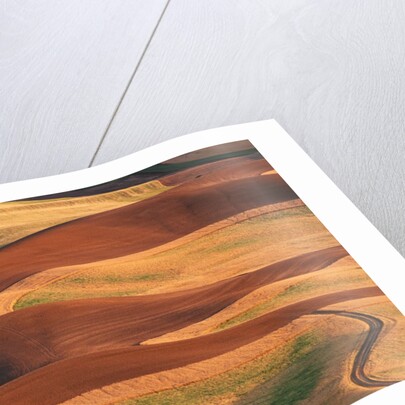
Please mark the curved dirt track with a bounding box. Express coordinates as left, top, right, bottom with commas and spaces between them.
0, 287, 382, 405
0, 246, 346, 385
0, 159, 296, 292
314, 310, 400, 387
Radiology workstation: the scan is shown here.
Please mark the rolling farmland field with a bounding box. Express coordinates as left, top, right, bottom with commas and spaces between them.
0, 140, 403, 405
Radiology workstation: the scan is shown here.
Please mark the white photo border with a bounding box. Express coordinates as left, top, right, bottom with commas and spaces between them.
0, 120, 404, 404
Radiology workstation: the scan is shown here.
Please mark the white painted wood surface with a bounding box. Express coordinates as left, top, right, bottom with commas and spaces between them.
0, 0, 167, 182
1, 0, 405, 256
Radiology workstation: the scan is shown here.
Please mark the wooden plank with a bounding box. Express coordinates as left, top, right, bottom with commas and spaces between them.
94, 0, 405, 256
0, 0, 168, 183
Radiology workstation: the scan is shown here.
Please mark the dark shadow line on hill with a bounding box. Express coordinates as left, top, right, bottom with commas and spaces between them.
22, 148, 260, 201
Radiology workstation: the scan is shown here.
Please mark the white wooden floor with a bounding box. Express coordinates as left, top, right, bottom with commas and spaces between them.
1, 0, 404, 256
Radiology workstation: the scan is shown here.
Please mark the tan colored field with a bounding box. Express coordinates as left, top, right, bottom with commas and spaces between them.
5, 201, 301, 313
146, 256, 374, 343
14, 204, 337, 309
0, 180, 171, 247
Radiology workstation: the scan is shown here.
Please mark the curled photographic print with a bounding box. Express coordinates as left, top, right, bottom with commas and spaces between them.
0, 127, 403, 405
